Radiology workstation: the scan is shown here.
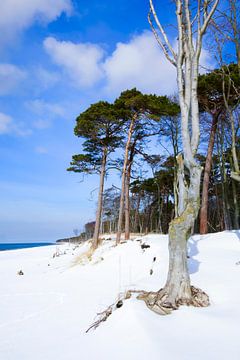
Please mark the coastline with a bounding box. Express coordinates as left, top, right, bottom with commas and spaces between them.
0, 242, 55, 251
0, 232, 239, 360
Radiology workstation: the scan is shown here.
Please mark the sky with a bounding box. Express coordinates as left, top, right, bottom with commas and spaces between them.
0, 0, 215, 243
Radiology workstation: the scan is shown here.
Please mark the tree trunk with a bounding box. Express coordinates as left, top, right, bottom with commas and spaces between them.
116, 116, 136, 244
133, 192, 141, 232
143, 0, 218, 314
124, 164, 131, 240
164, 164, 201, 306
232, 179, 239, 229
199, 113, 219, 234
146, 204, 152, 234
91, 148, 107, 250
124, 141, 136, 240
173, 170, 178, 218
138, 163, 209, 313
219, 122, 232, 230
222, 66, 240, 182
158, 195, 163, 233
230, 110, 240, 182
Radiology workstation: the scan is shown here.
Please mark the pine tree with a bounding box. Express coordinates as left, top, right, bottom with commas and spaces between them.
114, 89, 179, 243
68, 101, 124, 249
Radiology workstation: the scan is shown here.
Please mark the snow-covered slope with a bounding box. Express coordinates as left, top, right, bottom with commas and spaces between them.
0, 231, 240, 360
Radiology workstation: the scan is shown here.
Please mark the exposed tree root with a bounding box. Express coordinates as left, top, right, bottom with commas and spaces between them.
136, 285, 210, 315
86, 286, 210, 332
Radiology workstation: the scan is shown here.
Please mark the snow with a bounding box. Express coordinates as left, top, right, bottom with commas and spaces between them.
0, 231, 240, 360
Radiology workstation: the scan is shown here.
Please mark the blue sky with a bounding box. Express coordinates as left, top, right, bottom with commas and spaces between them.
0, 0, 215, 243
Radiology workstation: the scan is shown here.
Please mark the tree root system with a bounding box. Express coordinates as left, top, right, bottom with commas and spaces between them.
86, 286, 209, 332
136, 285, 210, 315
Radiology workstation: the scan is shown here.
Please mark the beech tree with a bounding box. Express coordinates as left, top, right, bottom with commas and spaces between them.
68, 101, 123, 250
137, 0, 220, 314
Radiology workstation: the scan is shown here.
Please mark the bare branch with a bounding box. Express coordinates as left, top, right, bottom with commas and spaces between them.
200, 0, 220, 36
149, 0, 177, 63
148, 11, 177, 67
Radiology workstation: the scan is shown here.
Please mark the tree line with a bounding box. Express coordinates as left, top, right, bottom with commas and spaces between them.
68, 64, 239, 244
67, 0, 239, 314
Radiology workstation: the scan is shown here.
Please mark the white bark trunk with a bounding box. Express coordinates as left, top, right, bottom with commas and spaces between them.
142, 0, 219, 312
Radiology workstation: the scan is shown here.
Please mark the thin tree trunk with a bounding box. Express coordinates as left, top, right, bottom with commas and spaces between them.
116, 116, 136, 244
91, 148, 107, 250
200, 113, 219, 234
158, 193, 163, 233
124, 164, 131, 240
124, 140, 136, 240
146, 204, 152, 234
232, 179, 239, 229
220, 122, 232, 230
230, 110, 240, 182
216, 182, 224, 231
133, 192, 141, 232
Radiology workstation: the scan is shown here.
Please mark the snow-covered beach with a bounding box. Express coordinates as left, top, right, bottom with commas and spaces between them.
0, 231, 240, 360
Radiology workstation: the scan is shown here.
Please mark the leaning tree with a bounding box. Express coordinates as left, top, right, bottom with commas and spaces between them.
137, 0, 219, 314
67, 101, 123, 250
115, 89, 179, 243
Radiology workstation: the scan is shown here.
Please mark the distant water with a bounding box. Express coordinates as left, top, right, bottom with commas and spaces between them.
0, 242, 54, 251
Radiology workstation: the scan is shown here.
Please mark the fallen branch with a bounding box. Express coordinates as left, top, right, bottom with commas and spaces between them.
86, 290, 144, 333
86, 305, 113, 333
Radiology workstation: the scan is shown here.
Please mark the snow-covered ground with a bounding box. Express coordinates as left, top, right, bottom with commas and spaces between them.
0, 231, 240, 360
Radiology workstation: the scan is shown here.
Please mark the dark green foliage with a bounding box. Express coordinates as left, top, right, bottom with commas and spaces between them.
74, 101, 124, 148
68, 89, 180, 237
114, 88, 179, 121
68, 101, 124, 174
67, 153, 102, 174
114, 88, 180, 177
198, 63, 240, 113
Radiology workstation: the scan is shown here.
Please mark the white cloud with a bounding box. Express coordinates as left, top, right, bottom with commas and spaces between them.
44, 37, 105, 87
102, 32, 214, 96
103, 31, 177, 96
26, 99, 67, 130
44, 31, 215, 97
0, 63, 26, 95
0, 112, 31, 136
26, 99, 66, 118
0, 0, 72, 42
35, 67, 60, 89
44, 31, 177, 96
0, 112, 12, 134
32, 119, 52, 130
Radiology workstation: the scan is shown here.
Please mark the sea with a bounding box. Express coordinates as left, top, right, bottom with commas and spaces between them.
0, 242, 54, 251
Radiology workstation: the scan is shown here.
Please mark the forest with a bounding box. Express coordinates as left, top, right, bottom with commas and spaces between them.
69, 34, 239, 242
67, 0, 239, 313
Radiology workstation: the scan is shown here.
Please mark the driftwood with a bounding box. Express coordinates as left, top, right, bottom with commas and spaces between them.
86, 290, 137, 333
86, 306, 113, 333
